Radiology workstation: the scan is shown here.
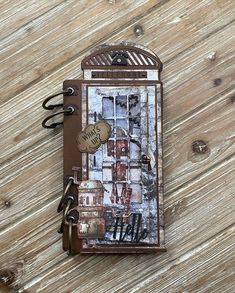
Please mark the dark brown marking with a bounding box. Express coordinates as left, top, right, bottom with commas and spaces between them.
213, 78, 222, 86
4, 200, 11, 207
192, 140, 208, 154
0, 269, 15, 287
230, 95, 235, 103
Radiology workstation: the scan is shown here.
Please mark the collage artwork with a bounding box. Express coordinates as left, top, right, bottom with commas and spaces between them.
72, 85, 160, 248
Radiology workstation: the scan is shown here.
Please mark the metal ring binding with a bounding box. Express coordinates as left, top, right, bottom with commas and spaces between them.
67, 216, 76, 255
57, 177, 74, 213
68, 219, 73, 255
42, 106, 75, 129
58, 195, 75, 234
42, 87, 75, 110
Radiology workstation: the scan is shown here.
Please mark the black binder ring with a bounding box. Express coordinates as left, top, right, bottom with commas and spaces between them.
67, 216, 76, 255
42, 106, 75, 129
42, 87, 75, 110
57, 177, 74, 212
58, 194, 76, 234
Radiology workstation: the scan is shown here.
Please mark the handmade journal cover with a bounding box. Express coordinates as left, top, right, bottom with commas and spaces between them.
61, 44, 165, 254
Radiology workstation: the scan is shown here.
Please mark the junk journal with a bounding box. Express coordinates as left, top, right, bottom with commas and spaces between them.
42, 43, 166, 255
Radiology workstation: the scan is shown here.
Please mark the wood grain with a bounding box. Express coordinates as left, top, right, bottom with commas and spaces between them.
0, 0, 66, 39
0, 0, 161, 102
0, 0, 235, 292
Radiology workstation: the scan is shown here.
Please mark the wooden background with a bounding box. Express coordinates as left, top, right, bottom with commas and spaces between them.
0, 0, 234, 292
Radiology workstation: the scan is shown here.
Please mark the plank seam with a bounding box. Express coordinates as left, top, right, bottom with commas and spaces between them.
164, 85, 235, 133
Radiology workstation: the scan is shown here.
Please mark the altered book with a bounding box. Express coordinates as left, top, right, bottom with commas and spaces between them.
48, 43, 166, 254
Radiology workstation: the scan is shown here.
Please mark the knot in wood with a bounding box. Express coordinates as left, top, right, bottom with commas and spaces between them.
213, 78, 222, 86
0, 269, 15, 286
192, 140, 208, 154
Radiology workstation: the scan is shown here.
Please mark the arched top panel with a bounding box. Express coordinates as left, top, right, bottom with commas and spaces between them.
81, 44, 162, 71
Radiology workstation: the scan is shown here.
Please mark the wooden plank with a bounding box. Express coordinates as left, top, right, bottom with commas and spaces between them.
0, 0, 66, 39
0, 151, 63, 229
0, 0, 161, 102
164, 87, 235, 193
130, 225, 235, 293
